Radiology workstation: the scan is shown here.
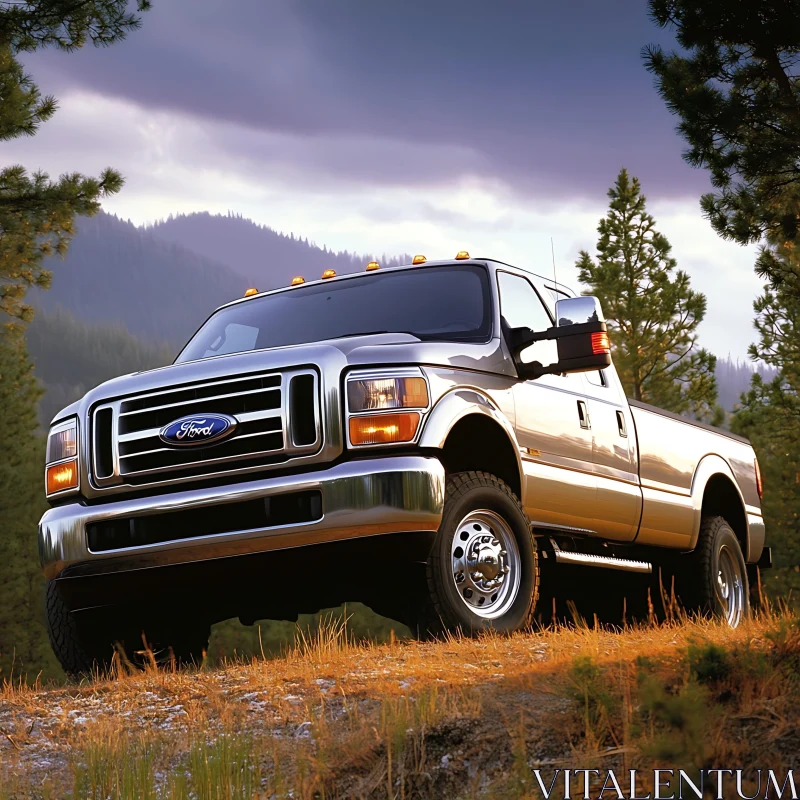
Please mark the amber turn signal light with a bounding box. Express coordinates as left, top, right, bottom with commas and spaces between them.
349, 412, 420, 446
755, 458, 763, 500
47, 459, 78, 495
244, 287, 258, 297
591, 331, 610, 354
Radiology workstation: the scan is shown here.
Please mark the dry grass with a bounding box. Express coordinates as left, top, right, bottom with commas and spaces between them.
1, 608, 799, 798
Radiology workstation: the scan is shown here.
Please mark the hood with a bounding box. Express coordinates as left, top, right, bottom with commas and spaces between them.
50, 333, 512, 426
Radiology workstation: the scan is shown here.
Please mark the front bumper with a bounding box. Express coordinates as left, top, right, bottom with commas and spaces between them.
39, 456, 446, 580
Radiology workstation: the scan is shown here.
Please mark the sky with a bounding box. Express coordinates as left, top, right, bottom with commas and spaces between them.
3, 0, 763, 359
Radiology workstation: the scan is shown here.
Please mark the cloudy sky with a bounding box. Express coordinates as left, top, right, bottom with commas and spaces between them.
3, 0, 762, 359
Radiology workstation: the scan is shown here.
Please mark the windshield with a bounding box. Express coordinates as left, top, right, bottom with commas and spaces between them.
176, 264, 493, 363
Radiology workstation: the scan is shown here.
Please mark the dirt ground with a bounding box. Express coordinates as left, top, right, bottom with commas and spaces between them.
1, 611, 798, 798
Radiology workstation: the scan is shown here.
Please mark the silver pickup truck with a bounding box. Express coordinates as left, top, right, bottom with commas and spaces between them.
39, 255, 769, 675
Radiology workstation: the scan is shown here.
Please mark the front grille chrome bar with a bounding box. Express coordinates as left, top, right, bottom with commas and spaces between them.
91, 368, 320, 490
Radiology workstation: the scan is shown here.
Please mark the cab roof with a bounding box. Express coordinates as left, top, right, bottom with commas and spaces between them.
218, 256, 566, 315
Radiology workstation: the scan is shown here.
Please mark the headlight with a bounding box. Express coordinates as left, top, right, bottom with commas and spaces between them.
46, 418, 79, 497
346, 371, 430, 447
347, 376, 429, 412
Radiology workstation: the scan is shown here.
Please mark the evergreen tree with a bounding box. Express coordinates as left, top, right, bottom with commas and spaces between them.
0, 0, 150, 321
644, 1, 800, 602
644, 0, 800, 246
0, 323, 61, 680
576, 168, 719, 419
733, 230, 800, 603
0, 0, 150, 681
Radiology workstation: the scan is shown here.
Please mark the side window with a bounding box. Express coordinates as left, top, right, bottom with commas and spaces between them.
586, 369, 607, 388
497, 272, 558, 367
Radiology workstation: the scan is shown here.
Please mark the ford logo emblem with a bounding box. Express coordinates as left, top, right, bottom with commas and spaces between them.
158, 413, 238, 447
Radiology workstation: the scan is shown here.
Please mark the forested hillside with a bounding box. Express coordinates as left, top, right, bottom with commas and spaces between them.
148, 211, 412, 290
31, 212, 411, 347
31, 213, 248, 346
27, 310, 174, 425
715, 355, 777, 413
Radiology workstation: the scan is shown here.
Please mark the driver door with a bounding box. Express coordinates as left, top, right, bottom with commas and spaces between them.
496, 271, 597, 532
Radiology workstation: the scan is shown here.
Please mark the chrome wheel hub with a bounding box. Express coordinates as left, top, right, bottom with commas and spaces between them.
451, 510, 521, 619
717, 545, 745, 628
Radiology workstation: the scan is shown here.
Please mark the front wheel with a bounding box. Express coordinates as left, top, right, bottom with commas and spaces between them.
46, 580, 210, 678
681, 515, 750, 627
423, 471, 538, 635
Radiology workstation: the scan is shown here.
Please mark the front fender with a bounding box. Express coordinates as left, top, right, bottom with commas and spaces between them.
418, 387, 523, 477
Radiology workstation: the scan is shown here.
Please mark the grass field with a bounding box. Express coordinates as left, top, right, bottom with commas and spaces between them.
1, 606, 799, 799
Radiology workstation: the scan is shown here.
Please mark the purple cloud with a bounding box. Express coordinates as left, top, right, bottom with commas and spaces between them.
21, 0, 711, 200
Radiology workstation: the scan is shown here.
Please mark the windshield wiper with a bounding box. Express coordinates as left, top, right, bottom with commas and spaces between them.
330, 330, 425, 341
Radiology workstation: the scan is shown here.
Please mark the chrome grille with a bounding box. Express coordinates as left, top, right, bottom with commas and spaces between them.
92, 369, 319, 487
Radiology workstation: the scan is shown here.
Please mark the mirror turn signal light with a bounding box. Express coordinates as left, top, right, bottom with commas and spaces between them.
291, 276, 305, 285
366, 261, 380, 271
322, 269, 336, 279
46, 459, 78, 495
349, 412, 420, 445
591, 331, 610, 355
455, 250, 470, 260
412, 254, 427, 265
244, 287, 258, 297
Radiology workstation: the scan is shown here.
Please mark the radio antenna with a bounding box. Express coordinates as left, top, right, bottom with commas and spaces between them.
550, 237, 558, 289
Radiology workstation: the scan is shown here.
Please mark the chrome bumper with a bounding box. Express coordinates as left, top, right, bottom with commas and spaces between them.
39, 456, 446, 580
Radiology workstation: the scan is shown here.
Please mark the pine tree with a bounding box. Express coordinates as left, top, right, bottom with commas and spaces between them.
0, 0, 150, 320
644, 0, 800, 246
576, 168, 719, 419
643, 0, 800, 602
0, 0, 150, 680
0, 322, 62, 680
732, 229, 800, 603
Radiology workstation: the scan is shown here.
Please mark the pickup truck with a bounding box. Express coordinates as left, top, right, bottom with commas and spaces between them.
39, 255, 769, 675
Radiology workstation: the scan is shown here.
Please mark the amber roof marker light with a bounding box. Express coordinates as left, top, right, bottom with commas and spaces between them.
455, 250, 470, 260
291, 276, 305, 285
412, 255, 427, 265
322, 269, 336, 279
366, 261, 380, 271
244, 287, 258, 297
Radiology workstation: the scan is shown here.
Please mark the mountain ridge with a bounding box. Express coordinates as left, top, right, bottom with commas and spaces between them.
146, 211, 412, 290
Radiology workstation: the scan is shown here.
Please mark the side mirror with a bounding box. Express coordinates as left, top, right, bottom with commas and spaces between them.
507, 295, 612, 380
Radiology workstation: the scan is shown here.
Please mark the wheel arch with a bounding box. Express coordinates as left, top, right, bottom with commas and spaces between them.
418, 389, 523, 500
690, 454, 750, 561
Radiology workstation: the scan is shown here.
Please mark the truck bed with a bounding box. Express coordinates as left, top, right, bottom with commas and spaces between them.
628, 399, 762, 555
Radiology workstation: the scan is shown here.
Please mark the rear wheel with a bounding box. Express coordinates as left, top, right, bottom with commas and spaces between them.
46, 580, 209, 678
681, 516, 749, 627
423, 471, 538, 636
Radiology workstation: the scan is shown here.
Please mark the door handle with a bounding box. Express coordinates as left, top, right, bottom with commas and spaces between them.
577, 400, 591, 429
616, 410, 628, 438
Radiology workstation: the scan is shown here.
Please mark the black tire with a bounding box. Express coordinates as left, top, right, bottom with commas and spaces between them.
680, 515, 750, 627
423, 471, 538, 636
46, 580, 209, 678
46, 580, 99, 677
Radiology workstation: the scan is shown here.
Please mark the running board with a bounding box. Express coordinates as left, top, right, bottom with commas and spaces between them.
549, 540, 652, 574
